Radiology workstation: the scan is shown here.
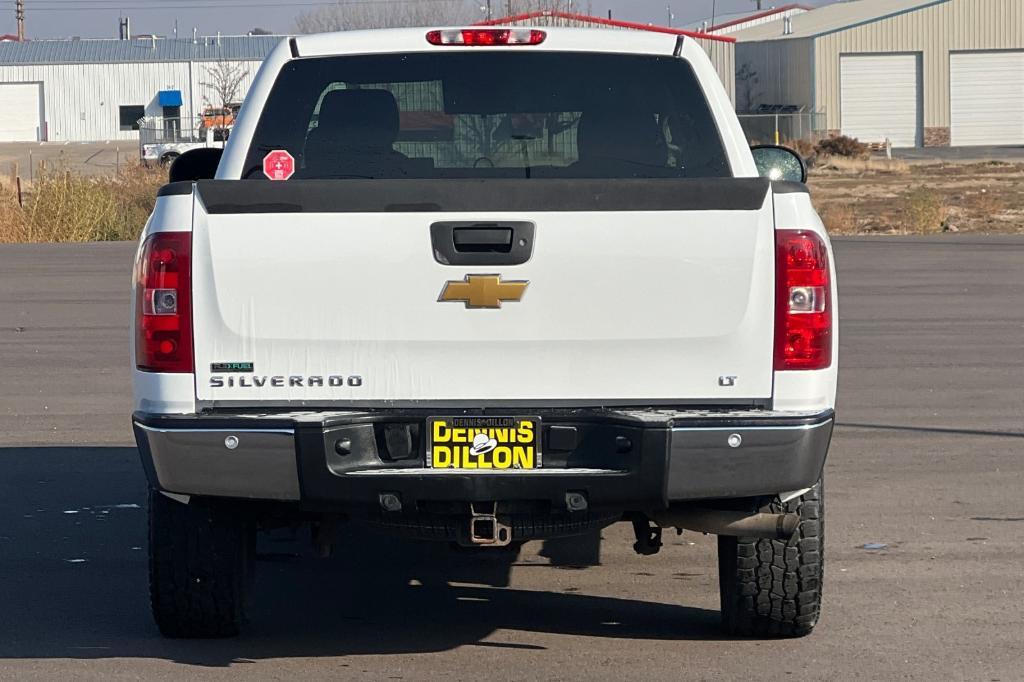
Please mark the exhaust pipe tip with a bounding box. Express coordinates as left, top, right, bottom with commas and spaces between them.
650, 509, 801, 540
777, 512, 800, 538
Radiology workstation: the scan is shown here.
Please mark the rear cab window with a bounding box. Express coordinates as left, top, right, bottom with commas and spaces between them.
242, 52, 731, 180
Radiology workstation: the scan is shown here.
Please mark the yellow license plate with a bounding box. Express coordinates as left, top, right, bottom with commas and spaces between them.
427, 417, 542, 470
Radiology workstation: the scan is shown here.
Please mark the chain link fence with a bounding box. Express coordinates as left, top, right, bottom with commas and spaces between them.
737, 111, 827, 146
138, 117, 227, 166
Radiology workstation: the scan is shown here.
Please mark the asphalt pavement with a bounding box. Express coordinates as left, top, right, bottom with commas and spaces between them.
1, 237, 1022, 680
0, 142, 139, 179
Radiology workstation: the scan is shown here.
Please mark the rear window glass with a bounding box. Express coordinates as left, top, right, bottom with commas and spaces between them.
242, 52, 730, 180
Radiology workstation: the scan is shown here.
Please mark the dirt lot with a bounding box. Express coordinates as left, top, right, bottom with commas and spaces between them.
809, 158, 1024, 235
2, 142, 1023, 238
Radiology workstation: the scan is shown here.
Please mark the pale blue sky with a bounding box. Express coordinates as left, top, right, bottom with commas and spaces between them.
2, 0, 836, 39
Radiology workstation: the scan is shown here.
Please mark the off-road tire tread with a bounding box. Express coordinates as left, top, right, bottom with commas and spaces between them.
718, 479, 823, 637
148, 489, 252, 638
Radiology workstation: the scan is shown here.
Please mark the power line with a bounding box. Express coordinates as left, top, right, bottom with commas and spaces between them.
4, 0, 466, 11
7, 0, 464, 4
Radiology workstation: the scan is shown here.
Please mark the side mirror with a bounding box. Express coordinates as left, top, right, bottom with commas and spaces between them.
169, 147, 223, 183
751, 144, 807, 184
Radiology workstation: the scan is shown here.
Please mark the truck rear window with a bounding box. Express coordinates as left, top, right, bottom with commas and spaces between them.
242, 52, 730, 180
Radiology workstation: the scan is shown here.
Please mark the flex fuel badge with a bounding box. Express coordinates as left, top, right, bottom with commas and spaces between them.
263, 150, 295, 181
210, 362, 253, 373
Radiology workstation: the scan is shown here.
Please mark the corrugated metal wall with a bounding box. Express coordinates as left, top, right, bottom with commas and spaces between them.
713, 8, 809, 36
735, 38, 814, 112
693, 36, 736, 103
0, 60, 262, 141
499, 16, 736, 104
814, 0, 1024, 130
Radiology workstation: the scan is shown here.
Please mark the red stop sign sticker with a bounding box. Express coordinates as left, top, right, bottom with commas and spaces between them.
263, 150, 295, 181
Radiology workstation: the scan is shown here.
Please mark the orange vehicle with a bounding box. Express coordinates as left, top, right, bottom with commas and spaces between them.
199, 103, 241, 131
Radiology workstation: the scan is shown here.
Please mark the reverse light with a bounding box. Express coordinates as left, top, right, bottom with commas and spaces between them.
774, 230, 832, 371
135, 232, 193, 373
426, 28, 546, 46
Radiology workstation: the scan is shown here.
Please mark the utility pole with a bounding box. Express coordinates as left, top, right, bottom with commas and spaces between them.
16, 0, 25, 42
486, 0, 492, 21
666, 4, 674, 27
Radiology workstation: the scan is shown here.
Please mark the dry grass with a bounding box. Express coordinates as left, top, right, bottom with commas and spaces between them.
967, 189, 1006, 221
818, 204, 858, 234
782, 138, 816, 160
0, 182, 24, 239
0, 164, 164, 243
815, 155, 911, 175
900, 186, 950, 234
810, 161, 1024, 235
815, 135, 869, 159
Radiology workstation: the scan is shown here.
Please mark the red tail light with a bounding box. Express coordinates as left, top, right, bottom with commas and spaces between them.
774, 230, 832, 371
426, 28, 546, 46
135, 232, 193, 373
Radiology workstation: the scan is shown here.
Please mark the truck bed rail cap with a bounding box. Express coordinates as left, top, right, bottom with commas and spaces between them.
193, 178, 772, 214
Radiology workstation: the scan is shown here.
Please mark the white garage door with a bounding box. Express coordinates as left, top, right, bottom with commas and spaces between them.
951, 51, 1024, 146
0, 83, 43, 142
840, 54, 921, 148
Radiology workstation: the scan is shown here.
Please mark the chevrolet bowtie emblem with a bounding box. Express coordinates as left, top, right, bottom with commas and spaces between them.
438, 275, 529, 309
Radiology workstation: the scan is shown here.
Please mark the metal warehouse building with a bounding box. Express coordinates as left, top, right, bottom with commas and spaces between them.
0, 21, 735, 143
692, 4, 811, 36
478, 10, 737, 104
0, 35, 278, 142
734, 0, 1024, 147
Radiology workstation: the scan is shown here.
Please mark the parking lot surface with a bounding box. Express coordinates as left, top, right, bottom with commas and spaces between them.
0, 141, 139, 178
1, 236, 1022, 680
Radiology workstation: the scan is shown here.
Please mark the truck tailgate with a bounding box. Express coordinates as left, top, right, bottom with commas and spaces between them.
190, 179, 776, 405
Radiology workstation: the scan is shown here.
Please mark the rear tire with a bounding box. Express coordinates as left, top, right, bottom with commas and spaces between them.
717, 479, 824, 637
148, 489, 255, 638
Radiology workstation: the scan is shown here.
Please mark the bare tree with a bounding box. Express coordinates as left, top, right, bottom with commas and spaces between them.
294, 0, 596, 32
199, 58, 249, 142
295, 0, 478, 32
736, 62, 761, 113
501, 0, 579, 15
201, 58, 249, 117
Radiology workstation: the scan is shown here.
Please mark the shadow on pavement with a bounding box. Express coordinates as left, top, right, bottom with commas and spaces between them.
0, 447, 722, 667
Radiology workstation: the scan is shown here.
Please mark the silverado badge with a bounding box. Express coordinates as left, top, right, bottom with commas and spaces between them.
438, 275, 528, 309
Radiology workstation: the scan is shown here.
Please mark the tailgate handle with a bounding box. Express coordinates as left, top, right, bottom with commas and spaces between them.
430, 221, 534, 266
453, 227, 513, 253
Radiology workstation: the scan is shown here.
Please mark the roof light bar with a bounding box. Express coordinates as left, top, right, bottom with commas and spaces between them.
426, 28, 546, 46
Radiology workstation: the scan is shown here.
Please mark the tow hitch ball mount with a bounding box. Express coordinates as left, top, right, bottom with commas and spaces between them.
467, 502, 513, 547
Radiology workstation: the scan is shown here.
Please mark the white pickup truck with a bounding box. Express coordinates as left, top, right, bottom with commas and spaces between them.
132, 27, 837, 639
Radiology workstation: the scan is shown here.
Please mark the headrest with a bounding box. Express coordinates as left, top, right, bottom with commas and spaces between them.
576, 108, 667, 168
314, 88, 401, 149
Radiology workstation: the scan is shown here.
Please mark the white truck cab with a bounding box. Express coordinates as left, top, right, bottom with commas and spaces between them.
132, 27, 837, 639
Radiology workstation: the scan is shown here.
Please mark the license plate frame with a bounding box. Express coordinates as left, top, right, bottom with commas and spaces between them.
426, 416, 542, 470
